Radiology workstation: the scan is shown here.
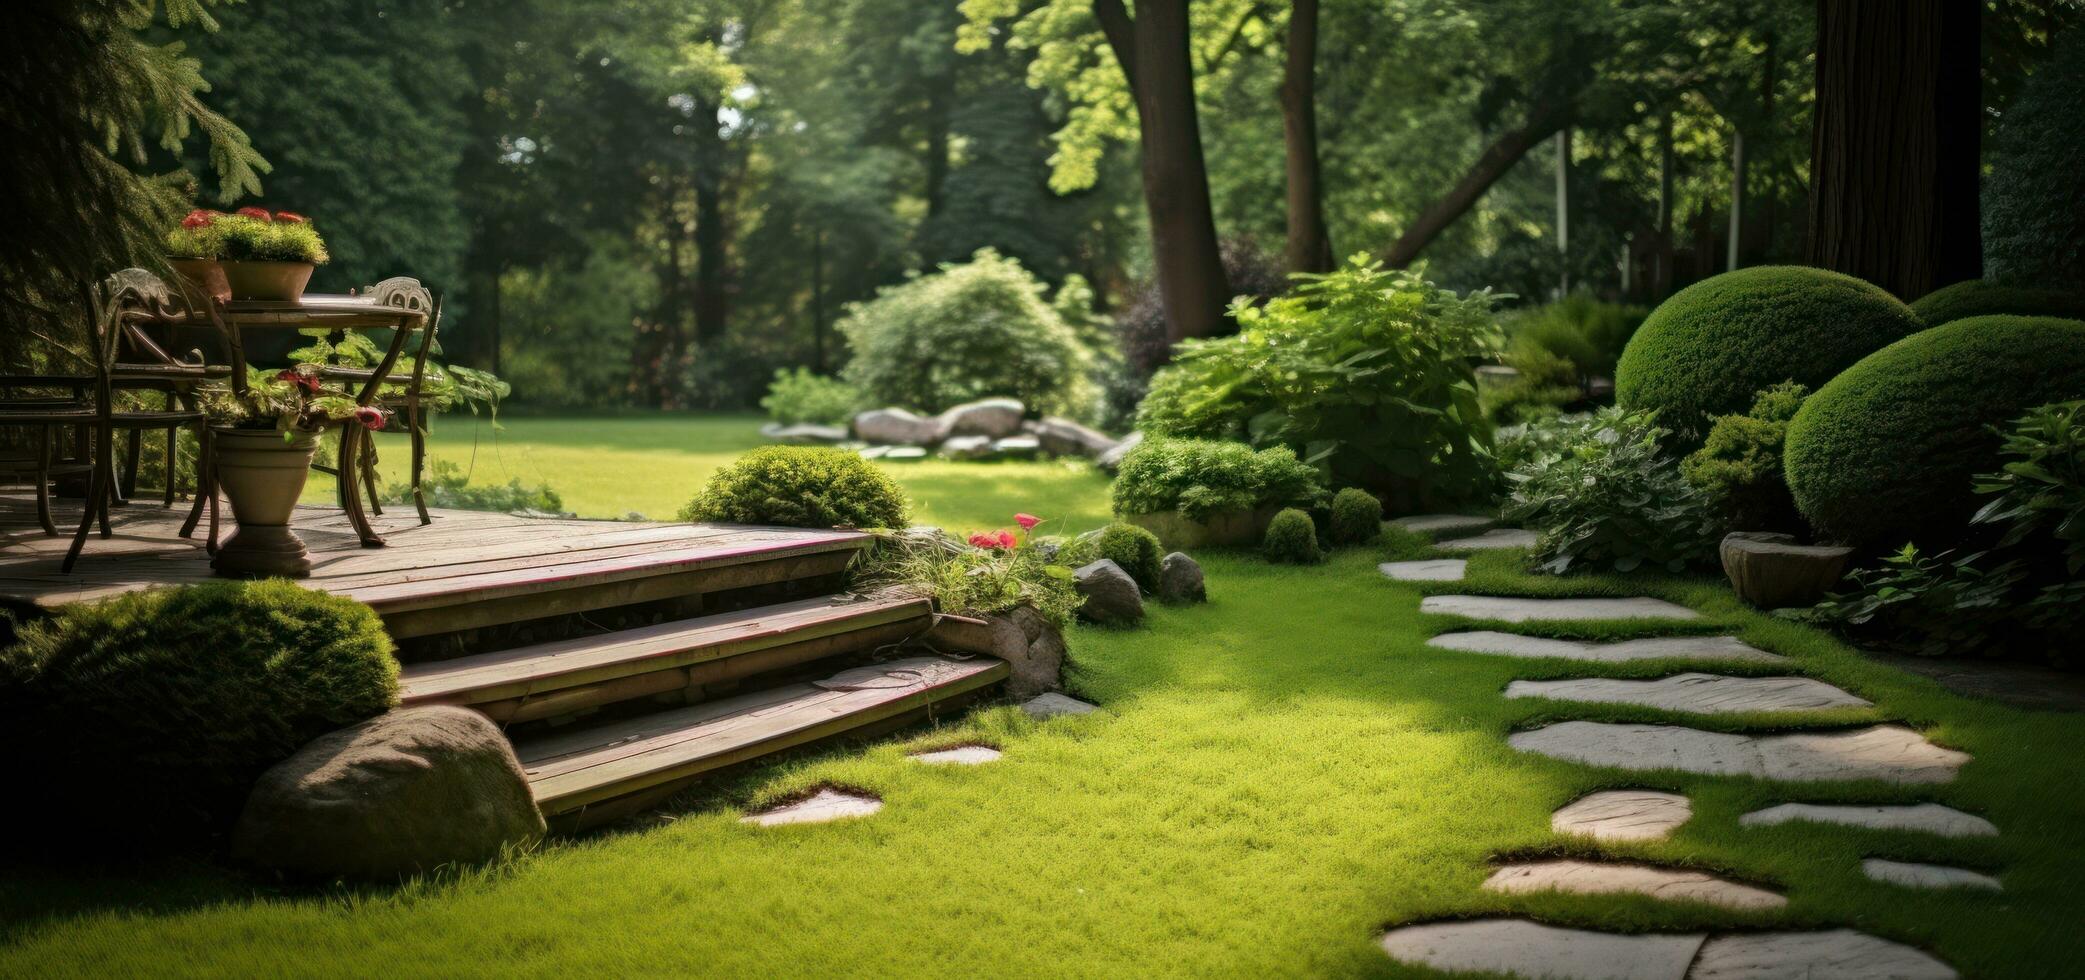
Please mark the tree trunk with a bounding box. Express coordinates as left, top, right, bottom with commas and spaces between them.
1807, 0, 1981, 299
924, 80, 951, 218
1280, 0, 1333, 274
1380, 99, 1571, 269
1555, 126, 1571, 294
691, 102, 731, 347
1727, 129, 1745, 271
1655, 114, 1675, 296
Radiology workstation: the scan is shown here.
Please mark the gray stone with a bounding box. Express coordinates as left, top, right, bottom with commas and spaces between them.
741, 788, 882, 827
1484, 859, 1786, 910
851, 407, 943, 445
231, 706, 545, 879
1379, 559, 1467, 582
1506, 673, 1871, 714
1552, 789, 1693, 842
1029, 416, 1119, 457
1073, 558, 1144, 625
1437, 527, 1539, 551
881, 446, 929, 462
1738, 802, 1997, 838
1378, 919, 1705, 980
1429, 631, 1788, 665
1095, 430, 1145, 472
935, 397, 1025, 439
1421, 595, 1702, 623
1509, 723, 1971, 784
1689, 930, 1958, 980
1861, 859, 2002, 891
939, 434, 996, 460
764, 422, 849, 444
1022, 692, 1098, 719
1157, 552, 1206, 604
1474, 363, 1523, 386
857, 445, 892, 460
990, 434, 1042, 458
923, 604, 1065, 700
1721, 531, 1855, 609
910, 745, 1003, 765
1389, 513, 1496, 538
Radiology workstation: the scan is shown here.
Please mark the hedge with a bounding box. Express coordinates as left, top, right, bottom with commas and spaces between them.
1908, 279, 2085, 327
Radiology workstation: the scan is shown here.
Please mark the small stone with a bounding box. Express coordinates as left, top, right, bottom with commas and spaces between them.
1029, 416, 1118, 457
1096, 430, 1144, 472
1483, 859, 1786, 910
909, 745, 1003, 765
741, 788, 882, 827
1429, 631, 1787, 664
1861, 859, 2002, 891
1552, 789, 1693, 841
1437, 527, 1538, 551
1689, 930, 1958, 980
990, 434, 1042, 458
622, 511, 648, 522
1420, 595, 1701, 622
1474, 363, 1522, 386
935, 397, 1025, 439
1378, 919, 1704, 980
851, 407, 943, 446
1738, 802, 1997, 838
765, 422, 849, 444
1389, 513, 1496, 538
1022, 692, 1097, 719
1378, 559, 1466, 582
939, 434, 996, 460
857, 445, 891, 460
1073, 559, 1144, 625
1721, 531, 1855, 609
1506, 673, 1871, 714
1509, 723, 1971, 784
881, 446, 928, 462
1157, 552, 1206, 604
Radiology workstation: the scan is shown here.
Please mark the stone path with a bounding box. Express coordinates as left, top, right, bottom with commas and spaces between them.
1484, 859, 1786, 910
1861, 859, 2002, 891
1510, 722, 1970, 784
1022, 692, 1097, 719
1505, 674, 1871, 714
740, 788, 883, 827
1379, 559, 1466, 582
1738, 802, 1997, 838
1551, 789, 1692, 841
1421, 595, 1702, 622
909, 745, 1002, 765
1438, 528, 1540, 551
1378, 920, 1956, 980
1430, 631, 1789, 664
1390, 513, 1496, 537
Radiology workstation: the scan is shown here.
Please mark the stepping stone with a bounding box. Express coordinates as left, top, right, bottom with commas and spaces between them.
1690, 929, 1958, 980
1552, 789, 1693, 841
1378, 918, 1706, 980
1437, 528, 1539, 551
1738, 802, 1997, 838
909, 745, 1002, 765
1506, 673, 1871, 714
1862, 858, 2002, 891
1022, 692, 1097, 719
1510, 723, 1970, 784
1378, 559, 1465, 582
1389, 513, 1495, 538
740, 788, 882, 827
1421, 595, 1701, 623
1484, 859, 1786, 911
1430, 631, 1789, 665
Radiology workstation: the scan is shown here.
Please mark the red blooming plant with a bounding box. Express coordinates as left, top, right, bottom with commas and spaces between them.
877, 511, 1082, 630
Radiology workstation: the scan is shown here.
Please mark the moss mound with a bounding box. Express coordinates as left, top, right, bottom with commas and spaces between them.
1785, 316, 2085, 547
1095, 522, 1163, 593
1909, 279, 2085, 327
1263, 508, 1322, 564
1328, 488, 1383, 546
1615, 266, 1922, 444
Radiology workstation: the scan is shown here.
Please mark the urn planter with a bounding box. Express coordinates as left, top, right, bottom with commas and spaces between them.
221, 260, 316, 302
212, 427, 319, 579
1124, 505, 1280, 549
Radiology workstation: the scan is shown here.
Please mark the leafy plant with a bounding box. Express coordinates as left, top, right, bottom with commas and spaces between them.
378, 460, 564, 514
679, 446, 908, 530
1502, 407, 1724, 574
1501, 292, 1647, 379
1328, 488, 1383, 546
761, 367, 863, 426
1110, 437, 1324, 522
867, 517, 1082, 630
198, 365, 384, 434
1795, 546, 2030, 658
1972, 400, 2085, 574
1484, 338, 1583, 425
1682, 381, 1807, 532
288, 329, 512, 424
1263, 508, 1323, 564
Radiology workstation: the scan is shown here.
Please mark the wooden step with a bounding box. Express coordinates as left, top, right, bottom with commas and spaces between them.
399, 592, 935, 723
515, 654, 1007, 820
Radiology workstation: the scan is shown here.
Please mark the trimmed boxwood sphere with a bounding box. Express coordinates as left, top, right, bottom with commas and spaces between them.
1784, 316, 2085, 547
1908, 279, 2085, 327
1615, 266, 1922, 444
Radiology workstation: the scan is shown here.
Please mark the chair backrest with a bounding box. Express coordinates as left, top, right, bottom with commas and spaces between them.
359, 277, 439, 384
82, 270, 193, 386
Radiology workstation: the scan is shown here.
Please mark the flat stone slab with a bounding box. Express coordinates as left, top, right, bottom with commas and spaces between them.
1509, 723, 1970, 784
1379, 918, 1705, 980
1862, 858, 2002, 891
740, 789, 882, 827
1430, 631, 1789, 665
909, 745, 1002, 765
1379, 559, 1466, 582
1507, 673, 1871, 714
1690, 929, 1958, 980
1437, 528, 1540, 551
1389, 513, 1496, 538
1022, 692, 1097, 719
1421, 595, 1701, 622
1486, 859, 1786, 910
1552, 789, 1693, 841
1738, 802, 1997, 838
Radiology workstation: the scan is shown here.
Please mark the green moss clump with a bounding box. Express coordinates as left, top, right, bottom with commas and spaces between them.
1785, 316, 2085, 547
1908, 280, 2085, 327
679, 446, 909, 529
1263, 508, 1323, 564
1095, 522, 1163, 593
1615, 266, 1921, 445
1327, 488, 1383, 546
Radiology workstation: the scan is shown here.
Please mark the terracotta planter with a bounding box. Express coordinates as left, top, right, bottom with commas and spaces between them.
1124, 505, 1282, 549
221, 260, 315, 302
211, 427, 319, 579
168, 258, 230, 307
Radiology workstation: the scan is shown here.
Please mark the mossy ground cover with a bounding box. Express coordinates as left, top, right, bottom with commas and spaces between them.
6, 509, 2084, 976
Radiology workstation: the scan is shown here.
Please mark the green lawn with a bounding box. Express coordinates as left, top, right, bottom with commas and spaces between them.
11, 425, 2085, 977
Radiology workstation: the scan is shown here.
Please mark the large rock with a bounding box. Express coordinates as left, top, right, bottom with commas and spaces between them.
1028, 416, 1119, 458
990, 435, 1042, 459
232, 706, 545, 879
760, 422, 849, 444
1157, 552, 1206, 604
1073, 559, 1144, 625
924, 604, 1066, 700
935, 397, 1025, 439
852, 408, 943, 446
939, 434, 996, 460
1095, 430, 1144, 472
1720, 531, 1854, 609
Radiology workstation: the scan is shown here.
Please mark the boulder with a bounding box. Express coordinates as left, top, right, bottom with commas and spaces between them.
763, 422, 849, 444
1095, 430, 1144, 472
935, 397, 1025, 439
1073, 559, 1144, 625
1720, 531, 1854, 609
939, 434, 996, 460
1157, 552, 1206, 604
924, 604, 1066, 700
1029, 416, 1119, 457
852, 408, 943, 446
231, 706, 544, 879
991, 435, 1042, 459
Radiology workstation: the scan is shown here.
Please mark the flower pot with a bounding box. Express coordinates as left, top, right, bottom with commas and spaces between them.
221, 260, 315, 302
168, 258, 230, 308
211, 427, 319, 578
1124, 505, 1282, 549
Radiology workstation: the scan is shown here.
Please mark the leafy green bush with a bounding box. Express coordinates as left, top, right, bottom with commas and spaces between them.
1, 581, 398, 843
1503, 407, 1724, 574
760, 368, 863, 426
1615, 266, 1921, 445
1785, 316, 2085, 547
679, 446, 909, 529
840, 248, 1095, 418
380, 460, 564, 514
1263, 508, 1323, 564
1137, 257, 1501, 511
1110, 437, 1324, 521
1095, 522, 1163, 593
1682, 382, 1807, 532
1503, 292, 1648, 380
1909, 280, 2085, 327
1485, 338, 1584, 425
1328, 488, 1383, 546
1985, 28, 2085, 287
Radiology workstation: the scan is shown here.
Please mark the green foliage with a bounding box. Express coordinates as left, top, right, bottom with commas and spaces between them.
1137, 257, 1501, 511
1682, 382, 1808, 532
839, 248, 1095, 418
1110, 437, 1324, 522
678, 446, 909, 530
1615, 266, 1922, 445
378, 460, 563, 514
1503, 407, 1724, 574
0, 581, 397, 844
1794, 546, 2044, 659
165, 219, 225, 260
1485, 338, 1584, 425
760, 368, 863, 426
1328, 488, 1384, 546
1973, 400, 2085, 575
1502, 292, 1647, 379
867, 530, 1082, 631
216, 214, 329, 263
1095, 522, 1164, 593
1908, 279, 2085, 327
1262, 508, 1323, 565
1985, 28, 2085, 287
1785, 316, 2085, 547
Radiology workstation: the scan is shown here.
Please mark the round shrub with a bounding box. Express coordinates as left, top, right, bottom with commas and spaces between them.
1615, 266, 1922, 445
1111, 437, 1324, 521
680, 446, 909, 529
1263, 507, 1323, 564
1095, 522, 1163, 593
1785, 316, 2085, 547
2, 581, 398, 843
1908, 280, 2085, 328
1328, 488, 1384, 546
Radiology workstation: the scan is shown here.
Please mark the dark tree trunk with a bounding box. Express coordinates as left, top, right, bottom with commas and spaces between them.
1280, 0, 1333, 274
1380, 100, 1571, 269
1807, 0, 1982, 299
1655, 114, 1676, 296
633, 184, 689, 407
924, 81, 951, 218
691, 102, 731, 347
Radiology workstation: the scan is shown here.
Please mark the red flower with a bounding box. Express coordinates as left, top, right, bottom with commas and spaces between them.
354, 405, 388, 431
1014, 513, 1041, 531
995, 529, 1017, 549
968, 530, 1016, 550
966, 532, 994, 549
180, 209, 216, 229
275, 211, 307, 224
274, 369, 320, 395
235, 206, 272, 221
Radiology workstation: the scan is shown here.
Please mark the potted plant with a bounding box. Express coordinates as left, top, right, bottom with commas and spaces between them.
201, 367, 385, 577
216, 207, 329, 302
165, 209, 230, 306
1109, 437, 1325, 548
